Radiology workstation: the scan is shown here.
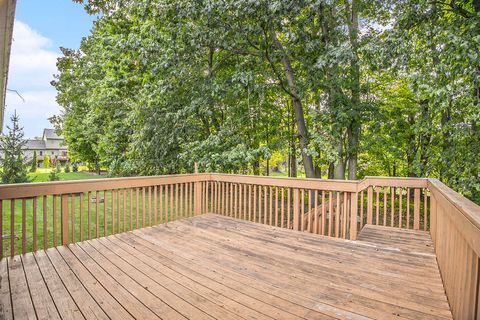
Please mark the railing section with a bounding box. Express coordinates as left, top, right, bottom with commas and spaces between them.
0, 174, 210, 258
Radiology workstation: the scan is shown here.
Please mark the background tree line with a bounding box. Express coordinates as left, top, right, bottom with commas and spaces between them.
51, 0, 480, 203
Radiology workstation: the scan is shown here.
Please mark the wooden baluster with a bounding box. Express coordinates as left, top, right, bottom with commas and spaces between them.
248, 184, 252, 221
321, 191, 326, 235
269, 186, 273, 226
343, 192, 348, 238
148, 187, 152, 226
390, 187, 395, 227
154, 186, 158, 225
233, 184, 237, 219
314, 190, 318, 234
287, 188, 291, 229
308, 189, 312, 232
328, 191, 333, 237
243, 184, 247, 220
383, 188, 387, 226
263, 186, 268, 224
71, 194, 75, 243
159, 186, 163, 223
129, 189, 133, 230
423, 191, 428, 231
335, 192, 341, 237
275, 187, 279, 227
52, 195, 57, 247
22, 199, 26, 254
406, 188, 411, 229
350, 192, 358, 240
367, 187, 373, 224
43, 196, 47, 248
281, 188, 285, 228
399, 188, 403, 228
136, 188, 140, 226
61, 194, 69, 245
10, 200, 14, 256
293, 188, 300, 231
360, 190, 364, 229
231, 183, 234, 218
103, 191, 107, 236
375, 189, 380, 225
32, 198, 37, 252
253, 185, 257, 223
80, 193, 84, 241
143, 187, 146, 226
117, 190, 120, 231
123, 189, 127, 231
300, 189, 305, 231
95, 191, 99, 238
88, 191, 92, 240
414, 188, 420, 230
111, 190, 115, 234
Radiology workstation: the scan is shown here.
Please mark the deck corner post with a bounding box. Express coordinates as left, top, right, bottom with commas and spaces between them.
61, 194, 69, 245
293, 188, 300, 231
350, 192, 358, 240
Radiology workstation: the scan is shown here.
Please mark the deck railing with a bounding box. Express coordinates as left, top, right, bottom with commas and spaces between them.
0, 173, 478, 319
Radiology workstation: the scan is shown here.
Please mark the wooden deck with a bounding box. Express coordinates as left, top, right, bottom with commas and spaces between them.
0, 214, 452, 320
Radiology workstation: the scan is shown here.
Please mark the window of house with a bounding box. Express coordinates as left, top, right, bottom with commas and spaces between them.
39, 151, 43, 156
51, 151, 54, 155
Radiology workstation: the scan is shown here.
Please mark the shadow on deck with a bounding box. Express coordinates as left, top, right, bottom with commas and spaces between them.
1, 214, 452, 320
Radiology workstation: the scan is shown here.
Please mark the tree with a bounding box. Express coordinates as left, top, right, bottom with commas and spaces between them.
72, 162, 79, 172
0, 111, 29, 184
64, 161, 71, 173
43, 154, 50, 168
48, 163, 61, 181
30, 150, 37, 173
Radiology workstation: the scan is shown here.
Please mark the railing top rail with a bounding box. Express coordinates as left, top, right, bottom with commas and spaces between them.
428, 178, 480, 231
0, 173, 211, 199
208, 173, 358, 192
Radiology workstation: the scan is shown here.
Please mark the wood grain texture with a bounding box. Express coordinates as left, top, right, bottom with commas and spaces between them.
0, 214, 452, 320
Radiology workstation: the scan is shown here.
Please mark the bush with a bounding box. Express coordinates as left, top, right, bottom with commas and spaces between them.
43, 154, 50, 168
72, 162, 78, 172
64, 162, 71, 173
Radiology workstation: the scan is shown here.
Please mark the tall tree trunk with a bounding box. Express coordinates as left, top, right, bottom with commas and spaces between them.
269, 30, 318, 178
333, 141, 345, 179
344, 0, 361, 180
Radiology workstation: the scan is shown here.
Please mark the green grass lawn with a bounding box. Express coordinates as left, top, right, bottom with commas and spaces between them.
28, 170, 104, 183
1, 185, 195, 257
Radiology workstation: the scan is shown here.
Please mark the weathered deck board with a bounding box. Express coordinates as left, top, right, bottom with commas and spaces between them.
0, 214, 452, 320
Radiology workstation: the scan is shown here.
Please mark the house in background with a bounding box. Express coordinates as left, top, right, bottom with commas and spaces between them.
24, 128, 68, 166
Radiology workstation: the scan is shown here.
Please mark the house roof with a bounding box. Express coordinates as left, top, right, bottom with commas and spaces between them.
24, 139, 45, 150
42, 128, 64, 140
0, 0, 16, 132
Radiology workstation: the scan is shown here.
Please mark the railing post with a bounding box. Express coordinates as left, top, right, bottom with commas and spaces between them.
293, 188, 300, 231
61, 194, 69, 245
194, 164, 203, 215
367, 186, 373, 224
350, 192, 358, 240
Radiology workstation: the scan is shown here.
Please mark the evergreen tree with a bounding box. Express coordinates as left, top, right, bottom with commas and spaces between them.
0, 111, 29, 184
30, 150, 37, 173
48, 163, 61, 181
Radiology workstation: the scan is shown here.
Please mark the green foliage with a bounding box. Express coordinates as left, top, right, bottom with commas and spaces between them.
43, 154, 50, 169
56, 0, 480, 202
72, 162, 79, 172
30, 150, 37, 173
64, 161, 71, 173
48, 164, 61, 181
0, 112, 29, 184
